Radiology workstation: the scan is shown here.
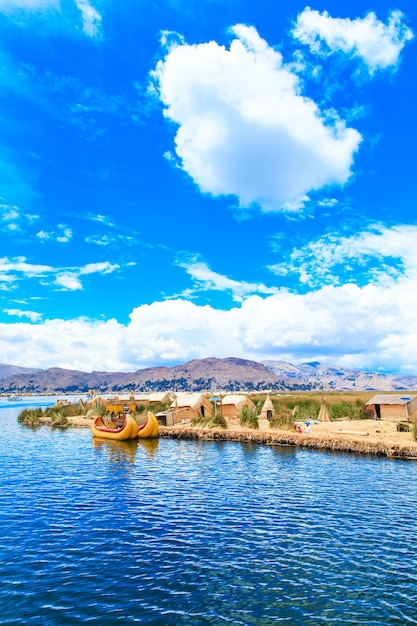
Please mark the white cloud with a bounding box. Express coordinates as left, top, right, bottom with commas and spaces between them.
3, 308, 42, 322
2, 224, 417, 373
36, 225, 72, 243
293, 8, 414, 73
0, 256, 121, 291
0, 0, 102, 38
0, 202, 24, 232
56, 227, 72, 243
152, 24, 361, 213
269, 224, 417, 287
79, 261, 120, 275
1, 271, 417, 373
75, 0, 101, 38
177, 259, 280, 301
54, 272, 83, 290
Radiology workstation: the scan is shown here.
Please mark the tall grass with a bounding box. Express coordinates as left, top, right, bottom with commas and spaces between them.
270, 412, 294, 430
272, 398, 319, 422
17, 407, 43, 427
45, 402, 87, 418
239, 405, 259, 429
48, 409, 69, 429
248, 394, 368, 422
329, 400, 366, 420
191, 412, 228, 429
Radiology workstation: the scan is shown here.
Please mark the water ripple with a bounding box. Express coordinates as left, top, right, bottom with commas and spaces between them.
1, 405, 417, 624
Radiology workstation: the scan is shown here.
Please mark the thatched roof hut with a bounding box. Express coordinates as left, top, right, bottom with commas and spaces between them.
221, 394, 256, 419
169, 392, 213, 423
260, 394, 275, 420
365, 394, 417, 422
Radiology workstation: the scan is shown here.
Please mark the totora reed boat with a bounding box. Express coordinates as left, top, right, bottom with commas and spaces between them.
91, 413, 139, 441
91, 411, 159, 441
137, 411, 159, 439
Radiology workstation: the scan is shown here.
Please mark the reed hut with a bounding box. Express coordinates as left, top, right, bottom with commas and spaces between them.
260, 394, 275, 421
365, 394, 417, 422
317, 396, 332, 422
169, 392, 213, 423
221, 394, 256, 420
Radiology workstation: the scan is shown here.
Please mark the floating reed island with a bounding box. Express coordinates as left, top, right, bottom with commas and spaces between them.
21, 391, 417, 460
61, 415, 417, 459
158, 421, 417, 460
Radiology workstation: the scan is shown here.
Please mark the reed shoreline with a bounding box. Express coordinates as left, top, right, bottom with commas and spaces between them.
158, 424, 417, 459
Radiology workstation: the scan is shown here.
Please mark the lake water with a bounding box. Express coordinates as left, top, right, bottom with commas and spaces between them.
1, 397, 417, 625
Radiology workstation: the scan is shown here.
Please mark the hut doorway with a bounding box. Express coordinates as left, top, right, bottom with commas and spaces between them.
375, 404, 381, 420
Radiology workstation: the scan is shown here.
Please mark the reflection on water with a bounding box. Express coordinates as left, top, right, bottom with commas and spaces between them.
92, 437, 159, 463
138, 436, 159, 456
92, 437, 139, 463
1, 401, 417, 626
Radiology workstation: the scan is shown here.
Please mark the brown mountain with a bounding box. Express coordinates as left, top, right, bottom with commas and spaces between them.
111, 357, 280, 392
0, 367, 126, 394
0, 358, 278, 394
0, 357, 416, 394
0, 363, 42, 381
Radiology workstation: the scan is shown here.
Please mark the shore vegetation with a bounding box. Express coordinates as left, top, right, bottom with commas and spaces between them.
239, 405, 259, 429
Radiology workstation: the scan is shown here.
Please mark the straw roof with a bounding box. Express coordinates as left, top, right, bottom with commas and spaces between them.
365, 394, 417, 406
221, 394, 255, 410
170, 392, 207, 410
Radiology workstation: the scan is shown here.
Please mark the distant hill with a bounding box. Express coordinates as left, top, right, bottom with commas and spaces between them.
0, 363, 42, 381
261, 360, 417, 392
0, 357, 416, 394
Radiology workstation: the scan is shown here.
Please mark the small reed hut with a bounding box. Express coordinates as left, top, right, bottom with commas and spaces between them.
365, 394, 417, 422
221, 394, 256, 420
260, 394, 275, 421
169, 392, 213, 423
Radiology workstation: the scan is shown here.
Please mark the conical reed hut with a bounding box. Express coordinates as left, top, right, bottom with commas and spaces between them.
260, 393, 275, 421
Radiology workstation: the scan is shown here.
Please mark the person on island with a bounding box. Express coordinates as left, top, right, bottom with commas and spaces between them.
295, 424, 303, 433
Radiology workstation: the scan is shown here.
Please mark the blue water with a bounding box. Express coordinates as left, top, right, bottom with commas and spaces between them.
1, 399, 417, 625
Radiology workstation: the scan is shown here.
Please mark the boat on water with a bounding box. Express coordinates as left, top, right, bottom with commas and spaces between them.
137, 411, 159, 439
8, 395, 23, 402
91, 411, 159, 440
91, 413, 139, 441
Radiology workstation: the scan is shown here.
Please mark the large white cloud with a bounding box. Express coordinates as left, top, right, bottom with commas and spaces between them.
3, 224, 417, 374
152, 24, 361, 212
293, 8, 414, 72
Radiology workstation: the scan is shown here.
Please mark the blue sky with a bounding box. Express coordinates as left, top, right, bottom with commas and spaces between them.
0, 0, 416, 374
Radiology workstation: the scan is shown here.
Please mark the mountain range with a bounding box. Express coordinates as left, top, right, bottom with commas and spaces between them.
1, 358, 417, 394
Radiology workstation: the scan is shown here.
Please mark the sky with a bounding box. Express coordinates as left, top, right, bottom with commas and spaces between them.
0, 0, 416, 374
